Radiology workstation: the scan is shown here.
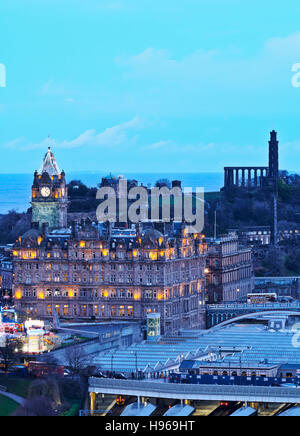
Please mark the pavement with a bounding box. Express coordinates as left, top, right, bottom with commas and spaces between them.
0, 391, 25, 405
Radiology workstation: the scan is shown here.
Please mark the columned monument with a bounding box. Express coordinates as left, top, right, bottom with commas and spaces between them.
223, 131, 280, 245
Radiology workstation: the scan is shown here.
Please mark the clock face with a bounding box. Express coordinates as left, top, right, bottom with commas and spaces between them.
41, 187, 51, 198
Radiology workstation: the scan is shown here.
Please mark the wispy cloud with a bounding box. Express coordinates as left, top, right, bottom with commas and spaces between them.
39, 79, 67, 97
116, 31, 300, 95
145, 140, 215, 153
4, 117, 144, 151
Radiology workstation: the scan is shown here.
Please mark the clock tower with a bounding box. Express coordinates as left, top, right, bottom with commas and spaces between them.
31, 147, 68, 230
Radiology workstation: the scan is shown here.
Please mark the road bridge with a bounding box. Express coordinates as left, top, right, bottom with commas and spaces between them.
207, 302, 300, 328
89, 378, 300, 406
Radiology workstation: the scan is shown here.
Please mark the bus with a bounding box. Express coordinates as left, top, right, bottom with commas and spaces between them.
247, 293, 277, 304
25, 361, 65, 378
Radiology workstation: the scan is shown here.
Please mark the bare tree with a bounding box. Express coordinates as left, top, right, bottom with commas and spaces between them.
13, 397, 55, 417
28, 378, 62, 407
0, 337, 23, 373
64, 346, 87, 377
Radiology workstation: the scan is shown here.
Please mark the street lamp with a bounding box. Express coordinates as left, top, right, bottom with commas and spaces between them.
111, 354, 114, 375
131, 351, 138, 379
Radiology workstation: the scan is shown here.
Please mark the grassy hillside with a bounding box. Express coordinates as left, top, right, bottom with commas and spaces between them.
0, 394, 18, 416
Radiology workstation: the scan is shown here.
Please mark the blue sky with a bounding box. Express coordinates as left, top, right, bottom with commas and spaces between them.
1, 0, 300, 174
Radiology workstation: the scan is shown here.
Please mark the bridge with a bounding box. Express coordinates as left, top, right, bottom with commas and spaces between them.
206, 302, 300, 328
89, 377, 300, 405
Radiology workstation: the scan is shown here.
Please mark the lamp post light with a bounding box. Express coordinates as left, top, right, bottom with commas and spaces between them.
111, 354, 114, 375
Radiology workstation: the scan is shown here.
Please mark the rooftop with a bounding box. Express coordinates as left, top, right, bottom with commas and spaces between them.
91, 323, 300, 373
38, 147, 60, 177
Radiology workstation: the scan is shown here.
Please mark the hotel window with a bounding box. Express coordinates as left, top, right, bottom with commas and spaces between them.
55, 305, 60, 315
119, 306, 125, 317
127, 290, 133, 298
101, 305, 105, 316
119, 289, 125, 298
94, 305, 98, 316
82, 305, 87, 316
54, 289, 60, 297
111, 305, 116, 316
63, 305, 69, 316
46, 305, 52, 316
46, 289, 52, 297
128, 306, 134, 317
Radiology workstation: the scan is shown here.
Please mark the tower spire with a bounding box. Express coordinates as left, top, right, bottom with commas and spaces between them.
268, 130, 279, 182
38, 146, 60, 176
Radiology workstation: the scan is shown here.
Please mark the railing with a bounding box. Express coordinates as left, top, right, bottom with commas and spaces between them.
79, 409, 107, 416
88, 378, 300, 402
207, 302, 300, 310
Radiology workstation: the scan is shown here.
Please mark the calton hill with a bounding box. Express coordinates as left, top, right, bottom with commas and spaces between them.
1, 173, 300, 277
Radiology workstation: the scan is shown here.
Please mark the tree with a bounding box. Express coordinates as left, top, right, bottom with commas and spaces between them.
0, 337, 23, 373
64, 346, 87, 377
155, 179, 171, 189
13, 397, 55, 417
28, 378, 62, 407
68, 180, 89, 198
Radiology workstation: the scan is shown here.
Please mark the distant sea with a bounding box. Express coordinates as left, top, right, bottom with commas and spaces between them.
0, 172, 223, 214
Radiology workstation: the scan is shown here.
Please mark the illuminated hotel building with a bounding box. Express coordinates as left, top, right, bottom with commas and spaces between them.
13, 149, 207, 335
